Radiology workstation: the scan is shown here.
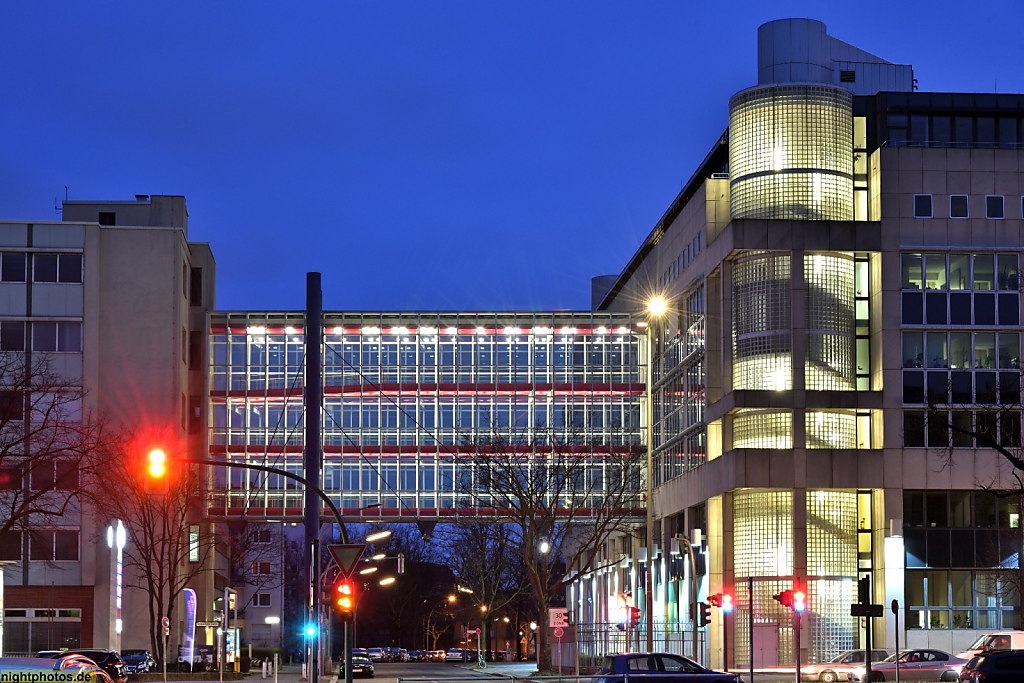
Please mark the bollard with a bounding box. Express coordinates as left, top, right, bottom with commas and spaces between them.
262, 661, 268, 679
274, 653, 279, 683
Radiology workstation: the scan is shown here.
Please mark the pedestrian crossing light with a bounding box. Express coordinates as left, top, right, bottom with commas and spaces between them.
792, 590, 806, 613
144, 447, 169, 494
721, 593, 733, 612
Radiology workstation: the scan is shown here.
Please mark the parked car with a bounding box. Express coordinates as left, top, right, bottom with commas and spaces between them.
0, 657, 114, 683
847, 649, 967, 682
957, 632, 1024, 660
121, 650, 156, 674
340, 654, 374, 678
958, 650, 1024, 682
445, 648, 467, 662
366, 648, 384, 662
36, 649, 128, 683
594, 652, 741, 683
800, 649, 890, 682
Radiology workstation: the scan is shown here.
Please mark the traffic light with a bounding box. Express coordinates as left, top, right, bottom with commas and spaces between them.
303, 623, 317, 638
143, 447, 169, 494
335, 578, 356, 618
772, 589, 794, 608
698, 601, 711, 627
628, 606, 641, 627
721, 594, 733, 612
708, 593, 723, 607
792, 590, 806, 613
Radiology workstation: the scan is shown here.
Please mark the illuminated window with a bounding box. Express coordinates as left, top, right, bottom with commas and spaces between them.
734, 410, 792, 449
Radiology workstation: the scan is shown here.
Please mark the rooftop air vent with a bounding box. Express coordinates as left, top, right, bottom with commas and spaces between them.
840, 70, 856, 83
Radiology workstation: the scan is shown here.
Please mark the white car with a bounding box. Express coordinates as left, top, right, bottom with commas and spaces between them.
846, 649, 967, 682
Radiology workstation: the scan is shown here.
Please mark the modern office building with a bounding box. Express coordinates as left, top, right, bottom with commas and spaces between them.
573, 18, 1024, 669
0, 196, 221, 655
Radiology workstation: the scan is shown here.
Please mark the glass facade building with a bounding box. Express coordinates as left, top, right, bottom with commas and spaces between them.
207, 311, 645, 518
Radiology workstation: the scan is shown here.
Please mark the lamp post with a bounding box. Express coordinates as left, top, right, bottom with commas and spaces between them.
644, 296, 667, 652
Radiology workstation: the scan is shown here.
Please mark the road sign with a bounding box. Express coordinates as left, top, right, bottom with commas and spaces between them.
549, 607, 569, 628
466, 628, 480, 635
161, 616, 170, 629
851, 603, 884, 617
553, 627, 564, 639
328, 544, 366, 577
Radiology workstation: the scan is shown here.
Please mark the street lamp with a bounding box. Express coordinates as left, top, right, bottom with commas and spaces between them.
644, 295, 668, 652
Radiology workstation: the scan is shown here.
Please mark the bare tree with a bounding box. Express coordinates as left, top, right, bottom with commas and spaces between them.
0, 353, 120, 539
439, 522, 529, 660
85, 439, 215, 665
454, 426, 644, 671
927, 370, 1024, 621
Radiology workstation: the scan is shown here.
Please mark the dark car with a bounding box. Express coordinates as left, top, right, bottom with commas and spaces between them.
595, 652, 742, 683
121, 650, 155, 674
36, 649, 128, 683
341, 654, 374, 678
959, 650, 1024, 682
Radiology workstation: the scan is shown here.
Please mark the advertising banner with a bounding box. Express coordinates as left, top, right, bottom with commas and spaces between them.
181, 588, 197, 665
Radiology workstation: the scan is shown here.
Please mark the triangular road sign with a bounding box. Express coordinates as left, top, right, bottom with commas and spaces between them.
328, 544, 366, 577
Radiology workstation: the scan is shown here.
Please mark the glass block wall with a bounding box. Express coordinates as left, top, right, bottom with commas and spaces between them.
733, 252, 792, 390
734, 409, 792, 449
207, 311, 645, 517
805, 410, 858, 449
806, 491, 858, 661
729, 84, 854, 220
805, 252, 857, 391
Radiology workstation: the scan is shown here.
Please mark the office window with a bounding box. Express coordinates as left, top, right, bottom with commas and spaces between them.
1, 253, 26, 282
33, 254, 82, 283
0, 531, 20, 561
254, 593, 271, 607
29, 530, 79, 561
97, 212, 116, 226
32, 322, 82, 353
914, 195, 933, 218
950, 195, 969, 218
0, 321, 25, 351
250, 529, 272, 544
252, 561, 271, 574
986, 196, 1005, 219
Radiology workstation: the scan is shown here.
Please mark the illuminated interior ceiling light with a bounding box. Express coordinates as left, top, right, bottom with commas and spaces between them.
532, 326, 552, 335
475, 326, 488, 335
559, 326, 577, 335
246, 326, 267, 335
420, 326, 438, 335
615, 326, 630, 334
596, 326, 608, 334
361, 326, 381, 335
331, 326, 344, 334
285, 326, 298, 335
772, 143, 785, 172
390, 326, 409, 334
445, 326, 458, 334
769, 366, 789, 392
503, 326, 522, 335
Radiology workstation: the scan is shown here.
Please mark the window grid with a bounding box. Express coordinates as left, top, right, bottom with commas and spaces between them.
805, 411, 858, 449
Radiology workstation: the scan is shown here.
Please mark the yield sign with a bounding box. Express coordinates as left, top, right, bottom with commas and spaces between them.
328, 544, 366, 578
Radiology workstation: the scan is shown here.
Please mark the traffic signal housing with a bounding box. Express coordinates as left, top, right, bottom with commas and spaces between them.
772, 589, 794, 608
698, 601, 711, 627
721, 593, 733, 612
708, 593, 723, 607
143, 447, 169, 494
335, 578, 356, 618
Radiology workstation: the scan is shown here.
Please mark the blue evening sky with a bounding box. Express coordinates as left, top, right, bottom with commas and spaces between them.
2, 2, 1022, 311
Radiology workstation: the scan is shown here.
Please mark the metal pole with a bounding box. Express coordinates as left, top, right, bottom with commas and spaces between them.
304, 272, 324, 683
644, 325, 655, 652
684, 540, 698, 662
747, 577, 753, 683
344, 621, 352, 683
893, 599, 900, 683
793, 609, 800, 683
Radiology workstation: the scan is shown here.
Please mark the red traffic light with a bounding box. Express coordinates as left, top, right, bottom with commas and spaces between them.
143, 447, 169, 494
792, 590, 806, 613
721, 594, 733, 612
335, 579, 356, 614
708, 593, 722, 607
